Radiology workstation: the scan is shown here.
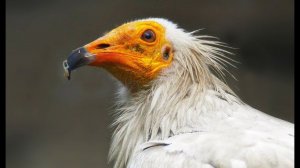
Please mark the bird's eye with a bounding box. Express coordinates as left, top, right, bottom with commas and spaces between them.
141, 29, 156, 43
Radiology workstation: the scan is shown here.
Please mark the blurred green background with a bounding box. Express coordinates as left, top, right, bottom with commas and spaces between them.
6, 0, 294, 168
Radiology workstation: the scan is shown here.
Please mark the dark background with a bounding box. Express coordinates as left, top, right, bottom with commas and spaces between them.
6, 0, 294, 168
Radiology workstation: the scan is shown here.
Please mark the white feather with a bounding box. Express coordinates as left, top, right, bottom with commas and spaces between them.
107, 18, 294, 168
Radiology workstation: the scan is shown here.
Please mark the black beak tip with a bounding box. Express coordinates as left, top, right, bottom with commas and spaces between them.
63, 47, 94, 80
63, 60, 71, 80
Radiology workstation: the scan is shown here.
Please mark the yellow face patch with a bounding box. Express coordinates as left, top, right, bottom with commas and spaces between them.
84, 20, 173, 90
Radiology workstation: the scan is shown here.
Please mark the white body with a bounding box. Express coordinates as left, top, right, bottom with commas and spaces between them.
107, 18, 294, 168
129, 92, 294, 168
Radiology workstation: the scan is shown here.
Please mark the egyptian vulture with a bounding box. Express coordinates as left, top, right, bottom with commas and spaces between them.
63, 18, 294, 168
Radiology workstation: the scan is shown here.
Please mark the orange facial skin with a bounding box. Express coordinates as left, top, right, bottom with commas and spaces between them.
83, 21, 173, 91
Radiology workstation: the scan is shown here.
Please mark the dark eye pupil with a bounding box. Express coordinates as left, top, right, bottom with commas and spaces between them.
141, 29, 155, 42
144, 32, 152, 39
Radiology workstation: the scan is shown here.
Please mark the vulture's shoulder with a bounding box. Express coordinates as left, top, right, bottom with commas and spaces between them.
129, 113, 294, 168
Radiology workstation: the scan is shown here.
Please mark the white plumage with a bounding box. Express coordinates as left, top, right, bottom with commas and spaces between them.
107, 18, 294, 168
129, 99, 293, 168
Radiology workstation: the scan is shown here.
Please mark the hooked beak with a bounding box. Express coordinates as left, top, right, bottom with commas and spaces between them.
63, 47, 95, 80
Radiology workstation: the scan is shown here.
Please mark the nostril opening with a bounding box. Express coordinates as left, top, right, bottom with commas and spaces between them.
96, 43, 110, 49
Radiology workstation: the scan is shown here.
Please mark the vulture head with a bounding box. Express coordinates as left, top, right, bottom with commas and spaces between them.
63, 18, 235, 95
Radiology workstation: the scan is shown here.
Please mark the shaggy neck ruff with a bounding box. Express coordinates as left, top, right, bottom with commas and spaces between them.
108, 18, 243, 168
